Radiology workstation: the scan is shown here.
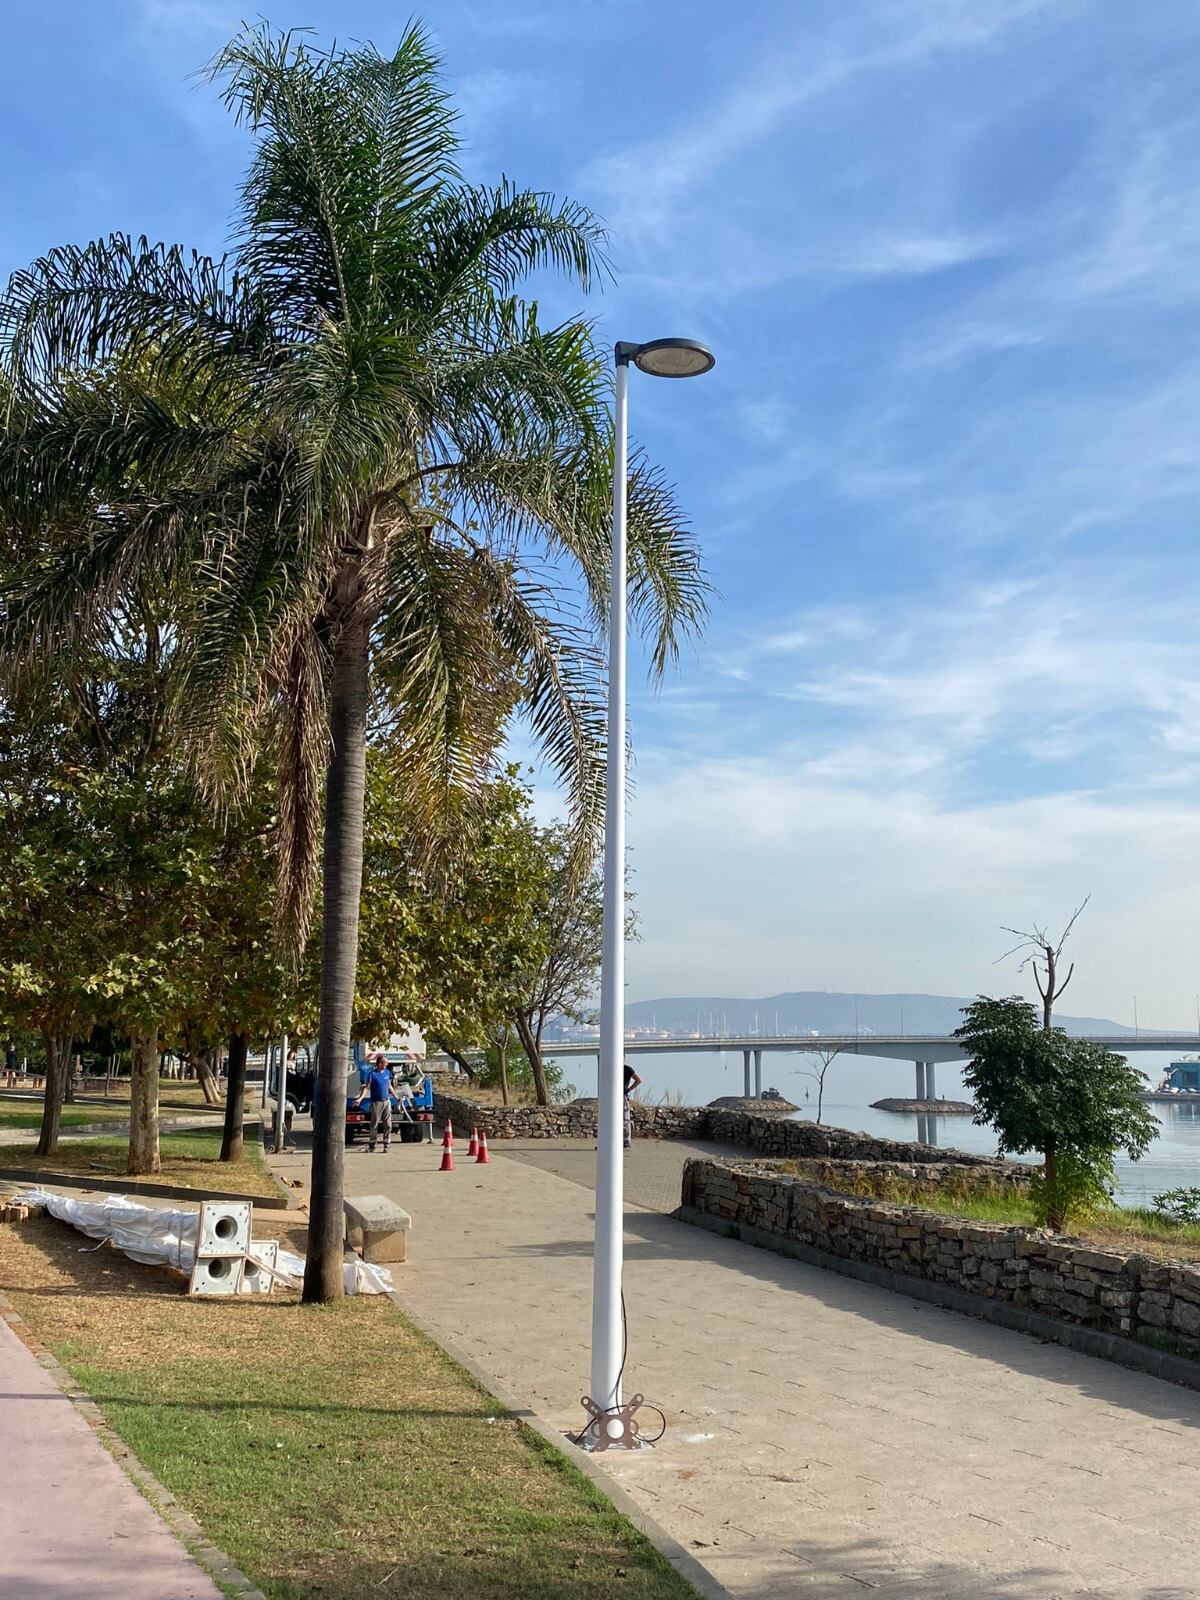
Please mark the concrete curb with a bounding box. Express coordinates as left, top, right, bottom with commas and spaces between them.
0, 1289, 268, 1600
678, 1205, 1200, 1395
385, 1283, 735, 1600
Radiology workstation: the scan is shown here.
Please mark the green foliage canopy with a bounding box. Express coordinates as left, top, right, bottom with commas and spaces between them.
956, 996, 1157, 1229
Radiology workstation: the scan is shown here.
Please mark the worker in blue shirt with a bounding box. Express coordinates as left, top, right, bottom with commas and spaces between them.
360, 1052, 394, 1153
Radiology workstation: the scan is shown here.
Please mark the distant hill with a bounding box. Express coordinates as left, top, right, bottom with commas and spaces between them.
622, 991, 1134, 1038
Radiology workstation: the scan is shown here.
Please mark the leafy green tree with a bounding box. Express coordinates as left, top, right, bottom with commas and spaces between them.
955, 997, 1156, 1230
0, 759, 105, 1154
509, 827, 612, 1105
352, 759, 546, 1064
473, 1039, 576, 1104
0, 24, 705, 1299
161, 785, 304, 1164
0, 599, 296, 1168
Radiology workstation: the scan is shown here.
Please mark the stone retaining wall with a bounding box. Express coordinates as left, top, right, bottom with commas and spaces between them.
703, 1109, 1000, 1166
785, 1156, 1029, 1192
432, 1090, 1015, 1173
682, 1157, 1200, 1358
434, 1090, 706, 1141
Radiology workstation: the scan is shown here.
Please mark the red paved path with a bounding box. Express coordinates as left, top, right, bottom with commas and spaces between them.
0, 1315, 222, 1600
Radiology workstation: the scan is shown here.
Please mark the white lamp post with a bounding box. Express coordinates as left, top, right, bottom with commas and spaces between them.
586, 336, 715, 1447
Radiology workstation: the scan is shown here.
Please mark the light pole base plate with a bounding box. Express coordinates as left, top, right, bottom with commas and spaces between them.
577, 1393, 647, 1452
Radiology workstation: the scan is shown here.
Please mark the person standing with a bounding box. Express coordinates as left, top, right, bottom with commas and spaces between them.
362, 1052, 394, 1153
623, 1062, 642, 1150
4, 1041, 16, 1090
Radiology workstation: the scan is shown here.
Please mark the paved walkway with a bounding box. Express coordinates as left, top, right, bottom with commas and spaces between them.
0, 1313, 222, 1599
272, 1132, 1200, 1599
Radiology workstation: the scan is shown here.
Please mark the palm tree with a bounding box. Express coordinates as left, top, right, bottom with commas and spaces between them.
0, 25, 707, 1299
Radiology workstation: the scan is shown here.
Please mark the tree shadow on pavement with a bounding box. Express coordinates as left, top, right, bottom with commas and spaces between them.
511, 1207, 1200, 1433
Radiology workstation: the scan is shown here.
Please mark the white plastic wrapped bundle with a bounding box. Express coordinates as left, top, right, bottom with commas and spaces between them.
12, 1189, 393, 1295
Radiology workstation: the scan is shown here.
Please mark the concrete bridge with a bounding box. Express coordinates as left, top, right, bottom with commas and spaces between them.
526, 1031, 1199, 1099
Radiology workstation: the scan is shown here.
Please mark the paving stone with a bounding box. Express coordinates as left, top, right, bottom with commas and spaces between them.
269, 1130, 1200, 1600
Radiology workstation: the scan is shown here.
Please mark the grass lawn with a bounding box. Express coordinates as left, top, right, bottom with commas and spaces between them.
0, 1213, 698, 1600
0, 1103, 136, 1132
88, 1079, 235, 1113
813, 1169, 1200, 1262
0, 1126, 278, 1199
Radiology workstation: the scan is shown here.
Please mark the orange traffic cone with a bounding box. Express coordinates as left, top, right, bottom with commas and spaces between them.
444, 1117, 453, 1140
438, 1126, 455, 1172
475, 1130, 491, 1165
467, 1127, 479, 1158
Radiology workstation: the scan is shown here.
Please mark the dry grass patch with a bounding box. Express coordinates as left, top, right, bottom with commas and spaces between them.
814, 1168, 1200, 1263
0, 1128, 279, 1199
0, 1213, 696, 1600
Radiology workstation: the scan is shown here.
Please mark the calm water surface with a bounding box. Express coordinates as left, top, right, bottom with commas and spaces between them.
551, 1046, 1200, 1207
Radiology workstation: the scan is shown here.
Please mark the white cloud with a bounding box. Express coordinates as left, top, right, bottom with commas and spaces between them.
625, 755, 1200, 1027
579, 0, 1052, 250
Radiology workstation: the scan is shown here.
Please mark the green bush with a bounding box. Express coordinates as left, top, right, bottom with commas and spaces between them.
1151, 1187, 1200, 1226
1028, 1150, 1112, 1229
473, 1043, 575, 1103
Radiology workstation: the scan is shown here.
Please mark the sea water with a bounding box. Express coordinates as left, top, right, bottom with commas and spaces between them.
551, 1047, 1200, 1207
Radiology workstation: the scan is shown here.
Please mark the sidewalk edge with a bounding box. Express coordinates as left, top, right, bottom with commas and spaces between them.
385, 1283, 736, 1600
0, 1288, 269, 1600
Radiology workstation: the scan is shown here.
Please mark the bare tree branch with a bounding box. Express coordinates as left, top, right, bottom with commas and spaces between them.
996, 897, 1090, 1030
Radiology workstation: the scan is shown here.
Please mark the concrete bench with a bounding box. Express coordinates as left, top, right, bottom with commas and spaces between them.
343, 1193, 412, 1264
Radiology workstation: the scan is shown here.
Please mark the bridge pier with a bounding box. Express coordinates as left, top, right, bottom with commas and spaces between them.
743, 1049, 751, 1097
926, 1061, 937, 1100
914, 1061, 926, 1101
754, 1048, 763, 1097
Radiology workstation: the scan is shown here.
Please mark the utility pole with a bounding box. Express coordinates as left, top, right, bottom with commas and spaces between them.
273, 1032, 290, 1153
261, 1036, 273, 1109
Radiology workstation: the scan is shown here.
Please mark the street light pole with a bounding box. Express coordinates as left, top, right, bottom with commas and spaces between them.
586, 336, 714, 1446
589, 351, 629, 1427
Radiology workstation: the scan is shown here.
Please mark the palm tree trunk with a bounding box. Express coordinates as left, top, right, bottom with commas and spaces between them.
221, 1032, 249, 1162
304, 607, 370, 1304
128, 1029, 161, 1174
514, 1012, 549, 1105
36, 1031, 70, 1157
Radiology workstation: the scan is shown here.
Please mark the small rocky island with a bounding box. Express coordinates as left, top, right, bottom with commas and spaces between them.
708, 1094, 798, 1114
871, 1097, 975, 1115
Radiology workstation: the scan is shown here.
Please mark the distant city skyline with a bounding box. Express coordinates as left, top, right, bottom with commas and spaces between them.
6, 3, 1200, 1023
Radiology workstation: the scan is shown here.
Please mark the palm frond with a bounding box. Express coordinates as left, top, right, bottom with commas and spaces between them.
208, 22, 459, 332
373, 527, 516, 813
426, 434, 710, 676
0, 235, 265, 388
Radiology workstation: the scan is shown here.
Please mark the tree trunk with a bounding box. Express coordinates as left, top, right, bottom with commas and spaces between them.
35, 1032, 70, 1157
433, 1038, 475, 1083
514, 1012, 549, 1105
63, 1048, 76, 1104
195, 1049, 222, 1106
127, 1029, 161, 1175
220, 1032, 249, 1162
305, 605, 370, 1305
1042, 1136, 1063, 1231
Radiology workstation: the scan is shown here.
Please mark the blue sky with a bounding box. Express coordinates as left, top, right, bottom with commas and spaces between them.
6, 0, 1200, 1022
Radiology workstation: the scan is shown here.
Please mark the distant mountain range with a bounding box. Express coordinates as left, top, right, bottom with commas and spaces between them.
623, 991, 1135, 1038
